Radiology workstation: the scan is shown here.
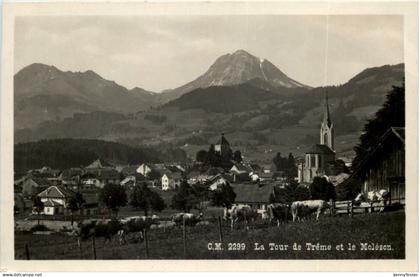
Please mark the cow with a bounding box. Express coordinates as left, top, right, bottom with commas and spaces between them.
267, 203, 290, 226
354, 190, 390, 212
118, 216, 159, 244
73, 219, 123, 247
223, 204, 259, 230
171, 213, 201, 226
290, 200, 329, 222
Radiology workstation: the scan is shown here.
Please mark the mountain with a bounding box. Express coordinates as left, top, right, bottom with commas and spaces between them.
14, 63, 160, 129
14, 63, 404, 164
161, 49, 310, 101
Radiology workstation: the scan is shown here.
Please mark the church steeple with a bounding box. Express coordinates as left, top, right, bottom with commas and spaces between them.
322, 91, 332, 128
320, 91, 334, 150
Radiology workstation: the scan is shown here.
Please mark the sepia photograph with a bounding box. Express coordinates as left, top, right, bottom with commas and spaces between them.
0, 0, 418, 272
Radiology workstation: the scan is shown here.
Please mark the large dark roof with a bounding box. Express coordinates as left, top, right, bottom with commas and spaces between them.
306, 144, 335, 155
231, 183, 274, 204
86, 158, 113, 169
38, 185, 75, 198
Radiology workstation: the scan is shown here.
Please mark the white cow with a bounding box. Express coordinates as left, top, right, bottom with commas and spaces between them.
290, 200, 329, 222
223, 204, 258, 230
354, 190, 390, 212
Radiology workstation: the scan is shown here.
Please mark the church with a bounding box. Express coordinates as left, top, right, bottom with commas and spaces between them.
298, 92, 338, 183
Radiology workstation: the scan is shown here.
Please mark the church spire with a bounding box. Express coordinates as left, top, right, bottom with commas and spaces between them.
323, 91, 332, 128
320, 90, 334, 150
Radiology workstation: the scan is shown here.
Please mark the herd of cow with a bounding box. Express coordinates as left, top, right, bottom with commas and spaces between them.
70, 189, 392, 246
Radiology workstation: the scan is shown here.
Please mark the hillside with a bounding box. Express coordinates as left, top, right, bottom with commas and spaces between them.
14, 138, 188, 174
14, 63, 160, 129
160, 49, 310, 102
14, 63, 404, 164
162, 83, 285, 113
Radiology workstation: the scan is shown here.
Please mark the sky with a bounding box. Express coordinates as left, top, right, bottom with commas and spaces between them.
14, 15, 403, 92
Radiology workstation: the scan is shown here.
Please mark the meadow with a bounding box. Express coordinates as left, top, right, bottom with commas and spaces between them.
15, 211, 405, 260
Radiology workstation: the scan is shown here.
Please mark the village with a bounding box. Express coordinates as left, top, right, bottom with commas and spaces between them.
13, 91, 405, 231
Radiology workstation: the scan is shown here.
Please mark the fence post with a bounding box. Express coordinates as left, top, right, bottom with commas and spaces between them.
24, 243, 30, 260
91, 236, 96, 260
182, 216, 187, 258
79, 240, 82, 259
329, 199, 334, 216
144, 229, 149, 259
217, 216, 223, 243
370, 201, 374, 213
350, 200, 354, 217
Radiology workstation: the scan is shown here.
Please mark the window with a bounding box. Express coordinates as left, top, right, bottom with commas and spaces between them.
311, 156, 316, 168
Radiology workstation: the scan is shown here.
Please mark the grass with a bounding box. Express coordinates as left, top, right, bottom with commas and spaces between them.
15, 211, 404, 260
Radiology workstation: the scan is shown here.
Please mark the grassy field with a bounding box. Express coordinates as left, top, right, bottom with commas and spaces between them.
15, 211, 405, 260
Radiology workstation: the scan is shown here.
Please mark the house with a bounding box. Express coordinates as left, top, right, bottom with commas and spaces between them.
353, 127, 405, 203
231, 183, 275, 215
95, 169, 122, 188
208, 174, 234, 191
137, 163, 166, 179
161, 171, 182, 191
81, 192, 100, 216
187, 170, 201, 184
328, 172, 350, 187
21, 177, 52, 199
230, 163, 253, 175
37, 185, 76, 215
59, 168, 84, 188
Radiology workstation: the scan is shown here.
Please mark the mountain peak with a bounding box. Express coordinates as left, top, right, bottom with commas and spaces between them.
163, 50, 310, 100
231, 49, 254, 56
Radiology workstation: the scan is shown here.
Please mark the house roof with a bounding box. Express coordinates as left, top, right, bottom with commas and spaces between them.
306, 144, 335, 155
95, 169, 121, 180
187, 171, 201, 178
25, 177, 52, 188
121, 165, 139, 176
232, 183, 274, 204
353, 127, 405, 177
38, 185, 75, 199
163, 171, 182, 179
217, 134, 230, 147
60, 168, 84, 179
328, 173, 350, 186
44, 199, 62, 207
231, 163, 253, 173
85, 158, 113, 169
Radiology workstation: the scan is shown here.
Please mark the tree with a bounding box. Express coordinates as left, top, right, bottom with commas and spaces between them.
67, 192, 85, 225
196, 150, 208, 163
286, 153, 297, 178
272, 180, 310, 204
335, 178, 361, 201
352, 83, 405, 178
272, 152, 283, 171
171, 180, 198, 212
99, 183, 127, 218
210, 183, 236, 208
129, 183, 166, 216
309, 176, 336, 201
206, 144, 217, 166
32, 196, 44, 225
192, 182, 210, 213
233, 150, 243, 163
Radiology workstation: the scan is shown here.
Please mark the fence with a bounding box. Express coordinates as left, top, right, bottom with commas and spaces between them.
17, 199, 405, 260
329, 197, 405, 217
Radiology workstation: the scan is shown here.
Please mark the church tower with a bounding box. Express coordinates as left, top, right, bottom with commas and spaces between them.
320, 91, 334, 150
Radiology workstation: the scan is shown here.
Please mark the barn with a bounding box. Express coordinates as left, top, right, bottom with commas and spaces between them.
355, 127, 405, 203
